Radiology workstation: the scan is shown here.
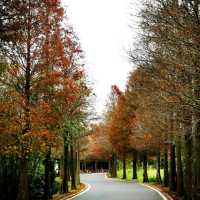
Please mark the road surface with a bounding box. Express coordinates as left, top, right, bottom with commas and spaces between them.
72, 173, 164, 200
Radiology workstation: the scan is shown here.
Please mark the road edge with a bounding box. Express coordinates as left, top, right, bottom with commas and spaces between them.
140, 183, 172, 200
105, 173, 170, 200
68, 181, 91, 200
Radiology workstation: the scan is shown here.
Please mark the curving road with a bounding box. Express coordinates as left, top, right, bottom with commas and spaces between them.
72, 173, 164, 200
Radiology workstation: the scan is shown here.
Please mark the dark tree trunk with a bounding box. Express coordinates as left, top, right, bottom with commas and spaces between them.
43, 149, 51, 200
95, 161, 97, 173
17, 157, 29, 200
143, 152, 149, 183
122, 157, 126, 179
17, 2, 31, 199
193, 120, 200, 200
184, 133, 193, 200
176, 140, 184, 196
169, 143, 176, 192
108, 160, 111, 174
163, 148, 169, 187
77, 141, 80, 185
83, 161, 87, 172
132, 151, 137, 180
156, 151, 162, 184
62, 143, 69, 193
70, 143, 76, 190
191, 56, 200, 200
111, 153, 117, 177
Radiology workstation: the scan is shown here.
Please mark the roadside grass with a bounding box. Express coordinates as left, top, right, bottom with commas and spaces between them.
117, 165, 164, 183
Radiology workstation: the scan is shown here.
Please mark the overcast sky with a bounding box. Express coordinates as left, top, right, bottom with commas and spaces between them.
62, 0, 140, 115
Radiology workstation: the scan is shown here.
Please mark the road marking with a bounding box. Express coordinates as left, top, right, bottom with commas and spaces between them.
68, 182, 91, 200
140, 183, 170, 200
105, 173, 169, 200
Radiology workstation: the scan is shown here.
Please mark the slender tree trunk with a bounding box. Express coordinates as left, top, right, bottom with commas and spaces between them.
108, 160, 111, 174
163, 147, 169, 187
111, 153, 117, 177
75, 148, 79, 185
156, 151, 162, 184
77, 141, 80, 185
184, 132, 192, 200
17, 2, 31, 199
122, 157, 126, 179
169, 143, 176, 192
176, 139, 184, 196
83, 161, 86, 172
132, 151, 137, 180
44, 148, 52, 200
143, 152, 149, 183
62, 143, 69, 193
70, 142, 76, 190
95, 161, 97, 173
193, 116, 200, 200
192, 53, 200, 199
17, 157, 29, 200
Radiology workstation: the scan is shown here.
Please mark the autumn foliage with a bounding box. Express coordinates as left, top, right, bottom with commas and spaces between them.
0, 1, 90, 200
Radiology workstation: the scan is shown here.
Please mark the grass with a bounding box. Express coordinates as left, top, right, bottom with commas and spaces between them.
116, 162, 164, 183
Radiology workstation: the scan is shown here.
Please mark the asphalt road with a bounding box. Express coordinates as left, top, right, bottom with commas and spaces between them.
72, 173, 164, 200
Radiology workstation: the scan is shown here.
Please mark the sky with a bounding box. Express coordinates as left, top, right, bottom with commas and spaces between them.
62, 0, 140, 115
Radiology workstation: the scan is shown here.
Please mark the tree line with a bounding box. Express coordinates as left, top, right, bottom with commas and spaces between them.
0, 1, 91, 200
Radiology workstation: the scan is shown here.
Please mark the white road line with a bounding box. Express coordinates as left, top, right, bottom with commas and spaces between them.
140, 183, 170, 200
68, 182, 91, 200
105, 173, 169, 200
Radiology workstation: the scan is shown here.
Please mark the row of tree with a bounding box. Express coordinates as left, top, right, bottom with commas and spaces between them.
0, 1, 91, 200
80, 1, 200, 200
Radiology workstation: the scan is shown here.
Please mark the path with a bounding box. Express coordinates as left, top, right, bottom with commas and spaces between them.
72, 173, 164, 200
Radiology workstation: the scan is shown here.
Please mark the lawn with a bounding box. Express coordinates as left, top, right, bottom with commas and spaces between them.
117, 162, 164, 183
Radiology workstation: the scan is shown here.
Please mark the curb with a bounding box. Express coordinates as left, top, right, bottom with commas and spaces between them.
68, 182, 91, 200
54, 182, 91, 200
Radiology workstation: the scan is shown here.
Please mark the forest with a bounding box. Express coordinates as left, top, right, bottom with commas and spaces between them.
1, 0, 200, 200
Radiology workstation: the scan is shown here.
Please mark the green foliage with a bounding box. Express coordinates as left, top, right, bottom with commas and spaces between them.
117, 161, 164, 183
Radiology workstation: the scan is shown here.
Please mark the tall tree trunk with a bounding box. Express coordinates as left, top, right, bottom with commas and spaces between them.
143, 152, 149, 183
95, 161, 97, 173
108, 160, 111, 174
83, 160, 87, 172
169, 143, 176, 192
44, 148, 51, 200
77, 141, 80, 185
163, 147, 169, 187
62, 143, 69, 193
176, 139, 184, 196
17, 1, 31, 199
156, 151, 162, 184
132, 150, 137, 180
17, 157, 29, 200
192, 49, 200, 199
111, 153, 117, 177
122, 156, 126, 179
193, 116, 200, 200
184, 132, 193, 200
70, 142, 76, 190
